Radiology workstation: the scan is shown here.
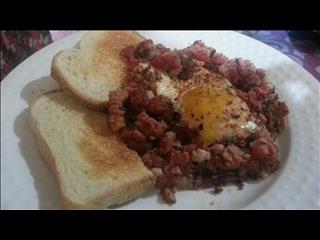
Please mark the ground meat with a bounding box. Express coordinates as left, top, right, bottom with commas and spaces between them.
247, 129, 280, 176
252, 84, 275, 98
246, 84, 274, 111
120, 46, 140, 69
219, 58, 265, 91
126, 70, 157, 98
145, 96, 168, 115
151, 167, 164, 177
219, 60, 240, 82
177, 41, 224, 80
125, 39, 267, 90
126, 70, 175, 122
108, 89, 128, 132
129, 88, 149, 111
192, 149, 211, 163
237, 58, 265, 86
188, 40, 212, 63
161, 187, 176, 204
120, 127, 152, 154
177, 176, 193, 189
126, 82, 155, 112
210, 144, 225, 153
121, 46, 135, 61
250, 130, 278, 162
172, 121, 200, 145
169, 149, 191, 165
256, 113, 267, 125
250, 139, 276, 161
248, 90, 264, 112
134, 39, 154, 58
134, 111, 167, 140
211, 53, 228, 65
193, 176, 203, 188
142, 150, 165, 169
140, 127, 279, 203
150, 51, 182, 77
159, 131, 181, 155
113, 39, 288, 204
236, 84, 288, 136
176, 50, 196, 80
158, 106, 176, 125
157, 163, 182, 191
171, 166, 183, 175
222, 144, 250, 170
263, 96, 289, 135
130, 40, 182, 77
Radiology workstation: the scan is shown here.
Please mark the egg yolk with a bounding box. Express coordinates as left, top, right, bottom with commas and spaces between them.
180, 86, 235, 145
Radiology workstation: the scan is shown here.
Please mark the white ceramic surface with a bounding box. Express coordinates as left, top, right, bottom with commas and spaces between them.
1, 31, 319, 210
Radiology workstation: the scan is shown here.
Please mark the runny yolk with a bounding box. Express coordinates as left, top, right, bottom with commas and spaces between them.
180, 86, 235, 145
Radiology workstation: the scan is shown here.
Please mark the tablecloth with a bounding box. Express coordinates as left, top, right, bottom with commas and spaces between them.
238, 31, 320, 81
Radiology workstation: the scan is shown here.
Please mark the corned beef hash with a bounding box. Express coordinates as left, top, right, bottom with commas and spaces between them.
108, 39, 289, 204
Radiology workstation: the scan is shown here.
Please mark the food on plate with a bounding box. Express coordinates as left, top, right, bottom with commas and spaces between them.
29, 90, 155, 209
108, 39, 289, 203
51, 31, 144, 110
35, 31, 289, 208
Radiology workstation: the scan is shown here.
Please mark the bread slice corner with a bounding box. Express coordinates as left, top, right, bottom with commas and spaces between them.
51, 31, 144, 111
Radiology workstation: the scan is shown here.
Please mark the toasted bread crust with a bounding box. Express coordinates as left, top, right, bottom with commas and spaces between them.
51, 31, 145, 111
29, 91, 155, 209
51, 56, 107, 111
29, 90, 66, 206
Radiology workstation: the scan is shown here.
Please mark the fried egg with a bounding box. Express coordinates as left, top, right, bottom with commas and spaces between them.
143, 63, 258, 145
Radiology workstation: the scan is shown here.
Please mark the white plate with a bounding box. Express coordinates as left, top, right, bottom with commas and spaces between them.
1, 31, 320, 210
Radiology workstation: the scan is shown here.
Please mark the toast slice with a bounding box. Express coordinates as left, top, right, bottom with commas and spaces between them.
29, 91, 155, 209
51, 31, 144, 111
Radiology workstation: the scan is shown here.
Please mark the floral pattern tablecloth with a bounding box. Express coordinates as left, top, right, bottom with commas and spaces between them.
238, 31, 320, 81
1, 31, 319, 81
